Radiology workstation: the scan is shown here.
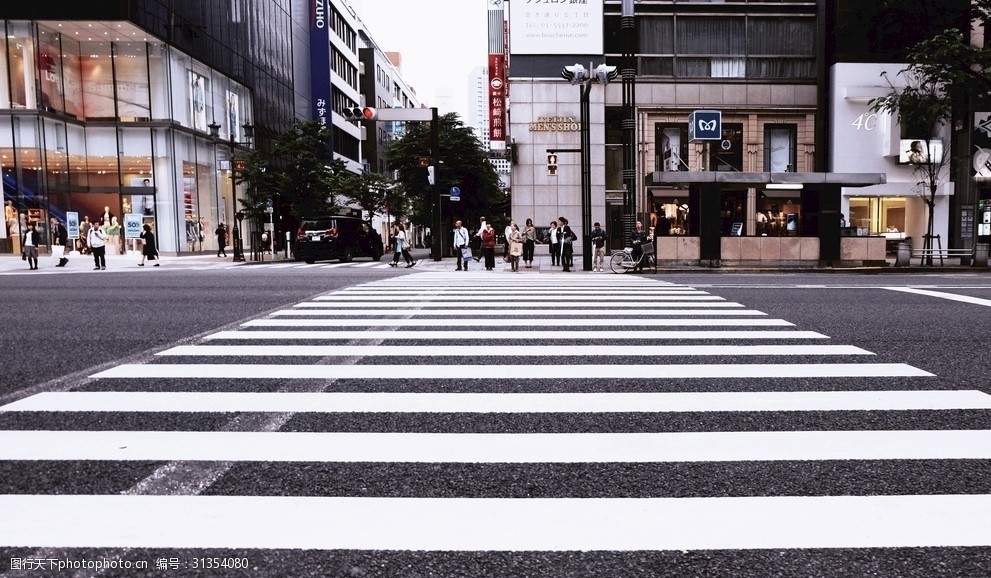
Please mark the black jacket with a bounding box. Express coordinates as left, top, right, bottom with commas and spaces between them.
52, 223, 68, 245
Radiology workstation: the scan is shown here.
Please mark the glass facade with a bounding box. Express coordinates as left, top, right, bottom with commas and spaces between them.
0, 12, 290, 255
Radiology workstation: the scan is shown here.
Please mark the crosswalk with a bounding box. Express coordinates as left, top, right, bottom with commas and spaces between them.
2, 272, 990, 564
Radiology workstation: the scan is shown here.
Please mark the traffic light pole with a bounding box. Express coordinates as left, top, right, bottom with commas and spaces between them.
580, 80, 593, 272
430, 107, 442, 261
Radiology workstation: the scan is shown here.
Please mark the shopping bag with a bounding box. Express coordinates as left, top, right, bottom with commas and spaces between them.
51, 245, 64, 259
510, 242, 523, 257
461, 247, 472, 261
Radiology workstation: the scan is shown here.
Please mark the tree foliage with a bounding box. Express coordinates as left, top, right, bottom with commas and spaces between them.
385, 112, 505, 231
870, 71, 952, 264
341, 171, 395, 220
240, 120, 342, 223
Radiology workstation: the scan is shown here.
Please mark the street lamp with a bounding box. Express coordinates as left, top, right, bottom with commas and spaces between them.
561, 62, 618, 272
208, 121, 253, 262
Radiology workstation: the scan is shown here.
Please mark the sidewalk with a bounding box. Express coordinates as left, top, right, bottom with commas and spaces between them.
0, 250, 239, 273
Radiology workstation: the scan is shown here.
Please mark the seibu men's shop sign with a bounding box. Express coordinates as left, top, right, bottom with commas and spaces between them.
529, 116, 580, 132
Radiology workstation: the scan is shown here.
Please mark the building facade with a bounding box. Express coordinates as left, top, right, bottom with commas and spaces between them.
506, 0, 970, 267
1, 2, 295, 256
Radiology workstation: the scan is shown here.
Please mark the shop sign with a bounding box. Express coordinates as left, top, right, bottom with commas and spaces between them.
529, 116, 580, 132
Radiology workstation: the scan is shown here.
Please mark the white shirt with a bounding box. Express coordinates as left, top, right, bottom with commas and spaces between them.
453, 227, 469, 247
88, 227, 107, 248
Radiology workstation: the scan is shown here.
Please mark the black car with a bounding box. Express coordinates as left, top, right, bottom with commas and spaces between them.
293, 215, 384, 263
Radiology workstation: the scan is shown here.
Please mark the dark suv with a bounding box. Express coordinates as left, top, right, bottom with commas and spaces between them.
294, 215, 384, 263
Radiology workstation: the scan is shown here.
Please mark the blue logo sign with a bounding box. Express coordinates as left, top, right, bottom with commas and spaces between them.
449, 186, 461, 202
689, 110, 722, 141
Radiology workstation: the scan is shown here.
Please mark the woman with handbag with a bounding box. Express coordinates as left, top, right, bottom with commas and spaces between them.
508, 222, 523, 272
21, 221, 41, 270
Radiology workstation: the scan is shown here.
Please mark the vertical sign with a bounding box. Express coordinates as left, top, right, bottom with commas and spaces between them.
66, 212, 79, 240
124, 214, 143, 239
488, 53, 506, 151
310, 0, 333, 152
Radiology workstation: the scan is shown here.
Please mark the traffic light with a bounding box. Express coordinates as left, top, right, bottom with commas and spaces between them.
341, 107, 377, 121
547, 153, 558, 176
561, 64, 587, 85
426, 165, 435, 185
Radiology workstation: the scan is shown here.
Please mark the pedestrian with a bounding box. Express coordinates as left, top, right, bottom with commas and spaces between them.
590, 222, 607, 272
452, 220, 470, 271
481, 221, 497, 270
508, 222, 523, 272
547, 220, 561, 266
138, 223, 160, 266
88, 220, 108, 270
79, 215, 91, 255
473, 216, 487, 262
50, 217, 69, 267
215, 223, 228, 257
630, 220, 649, 273
559, 217, 576, 272
503, 219, 515, 261
389, 223, 415, 268
521, 218, 537, 268
21, 221, 40, 270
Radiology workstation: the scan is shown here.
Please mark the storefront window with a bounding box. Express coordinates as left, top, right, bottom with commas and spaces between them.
650, 194, 692, 236
655, 124, 689, 172
848, 197, 906, 234
5, 21, 35, 109
765, 124, 796, 172
720, 190, 747, 236
757, 190, 802, 236
711, 123, 743, 171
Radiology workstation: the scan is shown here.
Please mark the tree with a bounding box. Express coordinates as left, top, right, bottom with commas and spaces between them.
888, 0, 991, 98
870, 69, 952, 265
342, 171, 395, 221
386, 112, 504, 232
242, 120, 341, 222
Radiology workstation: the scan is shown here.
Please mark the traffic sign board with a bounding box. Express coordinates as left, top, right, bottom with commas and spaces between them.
450, 186, 461, 201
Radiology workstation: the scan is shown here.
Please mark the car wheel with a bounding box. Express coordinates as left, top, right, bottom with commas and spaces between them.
304, 259, 315, 264
340, 246, 355, 262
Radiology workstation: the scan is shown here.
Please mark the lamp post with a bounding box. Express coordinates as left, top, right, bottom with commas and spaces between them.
208, 121, 253, 262
562, 62, 618, 272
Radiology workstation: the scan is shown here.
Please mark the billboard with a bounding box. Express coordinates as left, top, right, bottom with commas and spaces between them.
509, 0, 603, 55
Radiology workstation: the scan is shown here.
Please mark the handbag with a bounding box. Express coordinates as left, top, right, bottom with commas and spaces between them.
51, 245, 64, 259
510, 241, 523, 256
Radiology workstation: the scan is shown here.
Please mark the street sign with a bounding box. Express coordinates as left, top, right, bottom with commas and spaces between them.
450, 186, 461, 202
689, 110, 722, 141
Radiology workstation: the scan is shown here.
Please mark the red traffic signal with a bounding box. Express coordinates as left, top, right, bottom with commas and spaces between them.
342, 107, 377, 121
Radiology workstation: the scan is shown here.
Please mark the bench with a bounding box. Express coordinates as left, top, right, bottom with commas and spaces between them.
911, 247, 974, 266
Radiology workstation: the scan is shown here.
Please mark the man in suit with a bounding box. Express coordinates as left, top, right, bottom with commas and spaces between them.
50, 217, 69, 267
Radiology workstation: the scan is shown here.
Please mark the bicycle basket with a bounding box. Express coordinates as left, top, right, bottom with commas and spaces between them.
642, 243, 655, 255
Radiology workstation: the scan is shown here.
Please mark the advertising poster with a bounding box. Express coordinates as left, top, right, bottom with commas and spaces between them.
509, 0, 603, 55
189, 71, 208, 131
226, 91, 240, 141
123, 213, 143, 239
66, 212, 79, 240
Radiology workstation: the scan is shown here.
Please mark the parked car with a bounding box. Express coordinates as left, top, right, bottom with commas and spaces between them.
293, 215, 384, 263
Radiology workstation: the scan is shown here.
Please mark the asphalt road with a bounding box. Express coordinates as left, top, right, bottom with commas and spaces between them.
1, 266, 990, 577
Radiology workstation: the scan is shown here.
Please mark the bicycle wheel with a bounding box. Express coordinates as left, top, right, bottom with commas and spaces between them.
609, 252, 630, 273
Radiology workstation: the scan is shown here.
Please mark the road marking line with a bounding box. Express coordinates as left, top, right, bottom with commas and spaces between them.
4, 390, 987, 413
205, 330, 826, 340
0, 429, 984, 462
269, 308, 756, 316
157, 344, 872, 357
885, 287, 991, 307
242, 318, 788, 327
90, 363, 933, 380
294, 300, 733, 308
4, 494, 990, 550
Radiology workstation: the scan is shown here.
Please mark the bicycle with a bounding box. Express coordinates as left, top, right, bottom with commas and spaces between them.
609, 242, 654, 273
